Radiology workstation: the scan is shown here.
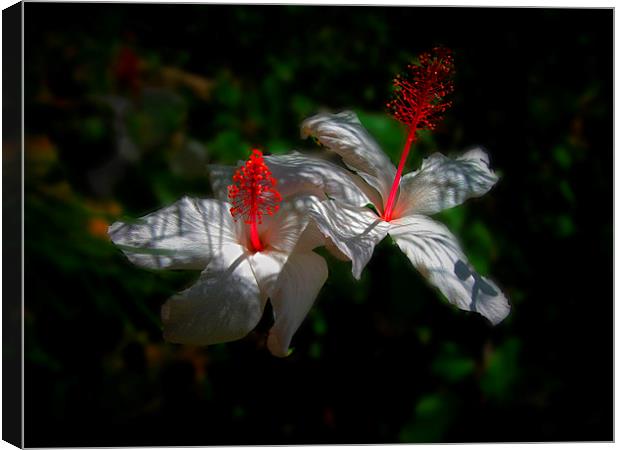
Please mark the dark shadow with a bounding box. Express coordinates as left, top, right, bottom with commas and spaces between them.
454, 259, 498, 312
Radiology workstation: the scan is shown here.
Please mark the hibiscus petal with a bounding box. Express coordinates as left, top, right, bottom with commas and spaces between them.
388, 215, 510, 325
395, 147, 499, 217
301, 111, 396, 206
161, 244, 265, 345
209, 152, 376, 208
260, 195, 324, 255
295, 220, 328, 253
207, 164, 235, 202
267, 251, 328, 357
109, 197, 240, 270
324, 235, 350, 261
309, 200, 390, 279
248, 251, 289, 300
265, 152, 374, 207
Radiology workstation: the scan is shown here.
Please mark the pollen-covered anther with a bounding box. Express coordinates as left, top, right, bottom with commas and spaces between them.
382, 47, 455, 222
227, 149, 282, 226
386, 46, 455, 132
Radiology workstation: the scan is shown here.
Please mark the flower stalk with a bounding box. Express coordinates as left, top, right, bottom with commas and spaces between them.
383, 128, 417, 221
382, 47, 455, 222
250, 221, 263, 252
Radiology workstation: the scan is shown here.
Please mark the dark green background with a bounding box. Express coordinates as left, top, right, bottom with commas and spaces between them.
24, 4, 612, 445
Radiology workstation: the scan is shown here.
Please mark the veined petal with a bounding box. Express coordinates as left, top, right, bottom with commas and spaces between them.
295, 220, 327, 254
267, 251, 328, 357
324, 236, 350, 261
248, 250, 289, 300
309, 200, 390, 280
388, 215, 510, 325
249, 197, 326, 304
395, 147, 499, 217
161, 243, 265, 345
109, 197, 240, 270
260, 195, 322, 255
301, 111, 396, 206
265, 152, 373, 207
209, 152, 376, 208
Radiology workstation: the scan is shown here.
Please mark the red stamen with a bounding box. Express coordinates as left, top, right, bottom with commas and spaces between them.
228, 149, 282, 252
383, 129, 416, 221
383, 47, 454, 221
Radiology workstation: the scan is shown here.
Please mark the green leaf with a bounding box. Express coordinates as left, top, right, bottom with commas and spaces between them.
555, 214, 576, 238
82, 117, 106, 141
312, 312, 328, 336
464, 220, 494, 275
207, 130, 250, 163
309, 342, 322, 359
435, 207, 466, 235
431, 342, 475, 383
265, 139, 290, 155
356, 111, 405, 161
553, 145, 572, 170
399, 393, 455, 443
480, 338, 520, 401
558, 180, 575, 203
291, 94, 315, 118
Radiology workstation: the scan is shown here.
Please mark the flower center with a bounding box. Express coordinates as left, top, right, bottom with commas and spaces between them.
228, 149, 282, 252
382, 47, 454, 222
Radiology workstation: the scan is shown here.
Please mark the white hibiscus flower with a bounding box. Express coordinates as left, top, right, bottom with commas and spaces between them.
301, 111, 511, 325
110, 149, 346, 356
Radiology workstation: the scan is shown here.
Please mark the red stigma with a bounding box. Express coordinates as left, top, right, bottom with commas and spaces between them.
228, 149, 282, 226
386, 47, 454, 132
382, 47, 455, 222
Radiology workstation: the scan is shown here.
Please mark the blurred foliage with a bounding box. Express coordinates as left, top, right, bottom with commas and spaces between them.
22, 4, 611, 446
399, 393, 457, 442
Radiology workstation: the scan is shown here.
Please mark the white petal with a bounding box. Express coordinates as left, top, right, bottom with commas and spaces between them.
267, 251, 328, 357
265, 152, 374, 207
207, 164, 235, 202
109, 197, 240, 270
248, 250, 288, 300
295, 220, 327, 253
161, 244, 265, 345
309, 200, 390, 279
388, 215, 510, 325
209, 152, 376, 208
249, 198, 326, 301
324, 236, 350, 261
301, 111, 396, 206
395, 147, 499, 217
259, 195, 322, 254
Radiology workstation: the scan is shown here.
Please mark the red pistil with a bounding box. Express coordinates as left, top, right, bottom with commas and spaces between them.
228, 149, 282, 252
383, 47, 454, 221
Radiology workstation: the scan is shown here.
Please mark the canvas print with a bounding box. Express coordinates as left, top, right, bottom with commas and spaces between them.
19, 3, 612, 446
